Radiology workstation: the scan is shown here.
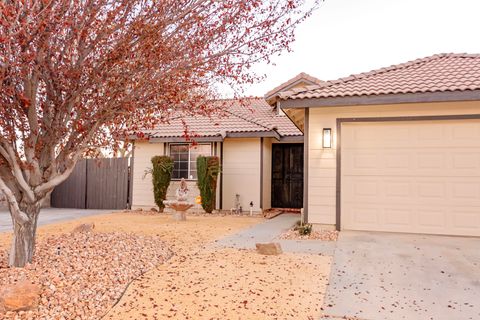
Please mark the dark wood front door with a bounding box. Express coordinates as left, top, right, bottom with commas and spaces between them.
271, 143, 304, 208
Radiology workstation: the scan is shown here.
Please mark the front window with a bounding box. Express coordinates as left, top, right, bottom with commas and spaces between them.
170, 144, 212, 180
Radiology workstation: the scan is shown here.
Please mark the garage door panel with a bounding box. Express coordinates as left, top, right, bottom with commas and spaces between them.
451, 122, 480, 143
345, 176, 480, 206
385, 152, 411, 169
344, 122, 480, 148
417, 124, 446, 142
452, 153, 480, 169
341, 120, 480, 236
451, 182, 480, 199
346, 205, 416, 231
350, 206, 380, 225
417, 209, 448, 228
344, 150, 480, 177
417, 152, 445, 169
384, 208, 414, 226
352, 179, 378, 196
344, 124, 413, 148
417, 181, 446, 198
344, 177, 411, 204
452, 209, 480, 229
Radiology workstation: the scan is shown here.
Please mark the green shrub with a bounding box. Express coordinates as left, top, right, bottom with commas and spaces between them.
197, 156, 220, 213
151, 156, 174, 212
294, 220, 313, 236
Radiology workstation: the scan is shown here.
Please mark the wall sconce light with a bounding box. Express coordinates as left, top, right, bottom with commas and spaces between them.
323, 128, 332, 148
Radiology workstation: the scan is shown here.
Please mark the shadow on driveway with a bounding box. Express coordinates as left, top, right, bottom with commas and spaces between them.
322, 231, 480, 320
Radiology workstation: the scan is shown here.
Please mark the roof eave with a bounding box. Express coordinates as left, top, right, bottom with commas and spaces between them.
148, 136, 223, 143
225, 130, 281, 140
145, 130, 284, 142
278, 135, 304, 142
280, 90, 480, 109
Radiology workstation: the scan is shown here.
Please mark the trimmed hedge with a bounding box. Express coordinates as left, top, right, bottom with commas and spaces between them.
197, 156, 220, 213
151, 156, 174, 212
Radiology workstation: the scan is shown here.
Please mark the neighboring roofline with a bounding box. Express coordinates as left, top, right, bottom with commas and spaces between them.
280, 90, 480, 109
264, 72, 324, 104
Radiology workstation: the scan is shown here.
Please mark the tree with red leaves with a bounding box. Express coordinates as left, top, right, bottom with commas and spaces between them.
0, 0, 317, 267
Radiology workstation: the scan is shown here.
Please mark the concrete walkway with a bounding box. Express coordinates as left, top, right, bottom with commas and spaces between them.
322, 231, 480, 320
214, 213, 336, 255
0, 207, 115, 232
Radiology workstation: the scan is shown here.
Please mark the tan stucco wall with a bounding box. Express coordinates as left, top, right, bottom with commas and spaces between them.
131, 141, 165, 208
222, 138, 262, 213
307, 100, 480, 225
214, 142, 221, 210
132, 141, 223, 212
163, 142, 220, 212
262, 138, 273, 210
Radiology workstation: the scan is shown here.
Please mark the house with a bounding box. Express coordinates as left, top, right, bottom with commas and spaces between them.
280, 53, 480, 237
131, 73, 323, 213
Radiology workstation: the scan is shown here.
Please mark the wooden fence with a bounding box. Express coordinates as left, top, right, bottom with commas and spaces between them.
51, 158, 132, 210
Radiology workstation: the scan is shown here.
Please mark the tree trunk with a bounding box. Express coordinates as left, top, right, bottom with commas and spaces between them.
9, 203, 40, 267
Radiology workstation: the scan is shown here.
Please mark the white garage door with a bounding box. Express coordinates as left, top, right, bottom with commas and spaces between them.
341, 119, 480, 236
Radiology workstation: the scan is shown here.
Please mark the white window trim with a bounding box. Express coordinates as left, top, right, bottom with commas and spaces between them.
168, 143, 213, 181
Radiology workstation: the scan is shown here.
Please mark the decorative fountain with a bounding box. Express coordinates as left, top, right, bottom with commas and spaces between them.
163, 178, 194, 221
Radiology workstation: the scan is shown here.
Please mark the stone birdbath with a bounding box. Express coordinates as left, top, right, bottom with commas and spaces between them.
163, 178, 194, 221
163, 200, 194, 221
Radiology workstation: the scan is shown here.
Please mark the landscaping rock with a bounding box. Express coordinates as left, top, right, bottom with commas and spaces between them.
255, 242, 283, 255
279, 228, 339, 241
0, 280, 41, 312
150, 207, 158, 212
0, 232, 172, 319
71, 223, 95, 234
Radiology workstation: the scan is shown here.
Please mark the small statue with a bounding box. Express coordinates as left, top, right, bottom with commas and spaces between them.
175, 178, 189, 201
164, 178, 193, 221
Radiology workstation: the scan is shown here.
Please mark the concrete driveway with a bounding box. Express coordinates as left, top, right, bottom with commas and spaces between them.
0, 207, 115, 233
322, 231, 480, 320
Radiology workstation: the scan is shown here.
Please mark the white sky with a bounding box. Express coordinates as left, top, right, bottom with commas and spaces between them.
244, 0, 480, 97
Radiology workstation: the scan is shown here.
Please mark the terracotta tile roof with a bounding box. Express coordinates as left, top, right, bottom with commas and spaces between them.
279, 53, 480, 100
142, 98, 302, 139
264, 72, 325, 104
264, 72, 324, 106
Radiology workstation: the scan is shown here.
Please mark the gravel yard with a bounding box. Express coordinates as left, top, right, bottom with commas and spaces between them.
0, 211, 332, 319
279, 228, 339, 241
106, 247, 330, 320
0, 232, 171, 319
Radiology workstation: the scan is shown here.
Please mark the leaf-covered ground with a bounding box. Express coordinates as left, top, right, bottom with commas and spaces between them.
0, 232, 172, 319
279, 228, 339, 241
106, 247, 330, 319
0, 212, 332, 319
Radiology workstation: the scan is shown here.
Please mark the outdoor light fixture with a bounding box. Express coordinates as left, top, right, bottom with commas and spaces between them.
323, 128, 332, 148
